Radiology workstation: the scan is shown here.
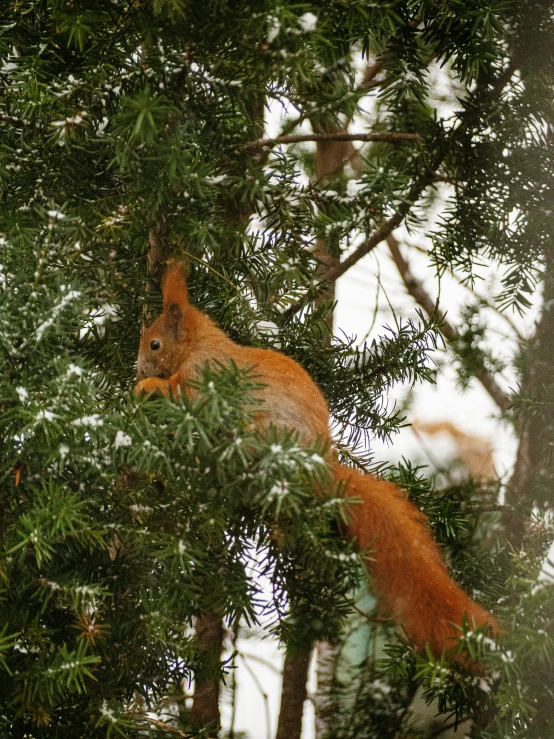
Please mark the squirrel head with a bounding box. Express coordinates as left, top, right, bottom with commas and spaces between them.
136, 262, 190, 381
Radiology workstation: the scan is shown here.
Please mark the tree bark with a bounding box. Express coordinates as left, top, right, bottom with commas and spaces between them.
275, 646, 312, 739
504, 247, 554, 544
245, 131, 422, 150
190, 612, 225, 730
311, 121, 354, 329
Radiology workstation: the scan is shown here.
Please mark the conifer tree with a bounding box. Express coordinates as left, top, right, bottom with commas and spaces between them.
1, 2, 553, 738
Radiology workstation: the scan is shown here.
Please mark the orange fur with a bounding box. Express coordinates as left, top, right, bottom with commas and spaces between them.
136, 263, 499, 657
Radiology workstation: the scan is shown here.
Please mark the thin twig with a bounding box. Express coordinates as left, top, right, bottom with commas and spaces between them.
351, 603, 386, 625
465, 504, 508, 513
0, 113, 31, 128
411, 426, 454, 478
239, 650, 283, 676
138, 715, 193, 737
359, 59, 386, 90
359, 255, 382, 343
178, 249, 240, 291
229, 625, 239, 739
245, 131, 422, 150
387, 234, 511, 413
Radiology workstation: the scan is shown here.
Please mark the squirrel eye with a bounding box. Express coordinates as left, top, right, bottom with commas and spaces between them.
150, 340, 161, 351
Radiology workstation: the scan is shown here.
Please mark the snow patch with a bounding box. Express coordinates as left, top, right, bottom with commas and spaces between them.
114, 430, 132, 448
16, 386, 28, 402
298, 12, 317, 32
72, 414, 103, 427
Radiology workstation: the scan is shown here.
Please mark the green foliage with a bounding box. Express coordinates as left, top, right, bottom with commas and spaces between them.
1, 0, 553, 737
450, 303, 506, 390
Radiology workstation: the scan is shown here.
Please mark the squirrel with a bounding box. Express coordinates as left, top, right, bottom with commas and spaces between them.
135, 261, 499, 658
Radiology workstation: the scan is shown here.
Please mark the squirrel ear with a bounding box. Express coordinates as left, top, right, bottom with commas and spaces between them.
166, 302, 183, 322
165, 301, 184, 335
162, 261, 189, 311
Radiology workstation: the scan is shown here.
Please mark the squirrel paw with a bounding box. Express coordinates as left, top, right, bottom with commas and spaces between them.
135, 377, 172, 397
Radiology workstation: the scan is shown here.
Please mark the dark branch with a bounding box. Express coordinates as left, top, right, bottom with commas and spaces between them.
138, 716, 192, 737
359, 59, 386, 90
245, 131, 422, 150
0, 113, 30, 128
387, 234, 511, 413
321, 168, 436, 284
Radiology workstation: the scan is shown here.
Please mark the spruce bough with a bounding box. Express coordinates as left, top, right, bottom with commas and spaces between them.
1, 1, 553, 737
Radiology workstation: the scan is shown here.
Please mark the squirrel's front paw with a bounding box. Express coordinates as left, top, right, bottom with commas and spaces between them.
135, 377, 170, 397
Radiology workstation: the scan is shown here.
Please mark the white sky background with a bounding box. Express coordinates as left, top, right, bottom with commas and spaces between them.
219, 55, 550, 739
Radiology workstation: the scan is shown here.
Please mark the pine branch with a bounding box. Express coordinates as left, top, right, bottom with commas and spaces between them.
285, 57, 519, 323
239, 650, 272, 739
324, 176, 432, 282
387, 234, 511, 413
283, 174, 433, 320
284, 157, 447, 325
270, 55, 386, 142
0, 113, 31, 128
354, 21, 421, 96
245, 131, 422, 150
406, 242, 525, 341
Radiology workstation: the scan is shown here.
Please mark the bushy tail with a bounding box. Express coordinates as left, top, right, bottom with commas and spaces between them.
334, 463, 498, 656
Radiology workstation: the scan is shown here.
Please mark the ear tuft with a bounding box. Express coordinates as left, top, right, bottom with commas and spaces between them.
162, 261, 189, 310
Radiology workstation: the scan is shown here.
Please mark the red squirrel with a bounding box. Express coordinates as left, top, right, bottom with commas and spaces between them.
135, 261, 499, 657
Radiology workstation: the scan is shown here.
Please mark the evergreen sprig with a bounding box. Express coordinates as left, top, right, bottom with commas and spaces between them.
1, 0, 553, 736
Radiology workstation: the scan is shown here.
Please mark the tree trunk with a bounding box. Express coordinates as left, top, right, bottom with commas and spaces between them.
314, 640, 338, 739
190, 611, 225, 730
188, 91, 266, 731
276, 645, 312, 739
504, 248, 554, 544
276, 120, 352, 739
311, 122, 359, 330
